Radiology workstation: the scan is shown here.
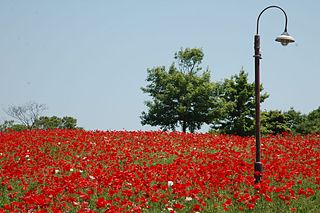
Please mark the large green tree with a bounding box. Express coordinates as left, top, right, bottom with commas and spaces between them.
211, 69, 269, 136
141, 48, 222, 132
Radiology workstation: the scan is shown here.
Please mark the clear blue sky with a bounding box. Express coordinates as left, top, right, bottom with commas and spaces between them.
1, 1, 319, 131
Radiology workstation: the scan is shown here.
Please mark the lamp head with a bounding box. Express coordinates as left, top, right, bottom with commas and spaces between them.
275, 31, 295, 46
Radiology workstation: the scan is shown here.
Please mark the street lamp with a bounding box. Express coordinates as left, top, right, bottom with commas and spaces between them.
254, 5, 295, 183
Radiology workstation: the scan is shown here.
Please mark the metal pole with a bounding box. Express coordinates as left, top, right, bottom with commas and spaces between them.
254, 34, 262, 183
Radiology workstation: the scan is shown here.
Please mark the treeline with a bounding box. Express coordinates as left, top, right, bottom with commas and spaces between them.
272, 107, 320, 135
141, 48, 320, 135
0, 116, 80, 132
0, 102, 80, 132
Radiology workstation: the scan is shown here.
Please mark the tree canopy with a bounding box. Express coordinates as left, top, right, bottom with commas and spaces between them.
297, 107, 320, 134
33, 116, 78, 130
211, 70, 269, 136
261, 110, 290, 135
141, 48, 222, 132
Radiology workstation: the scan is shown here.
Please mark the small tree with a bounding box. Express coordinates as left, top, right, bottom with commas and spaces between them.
0, 120, 14, 132
261, 110, 290, 135
33, 116, 78, 129
0, 120, 27, 132
298, 107, 320, 134
141, 48, 222, 132
284, 107, 306, 134
211, 69, 269, 136
5, 101, 47, 129
61, 116, 78, 129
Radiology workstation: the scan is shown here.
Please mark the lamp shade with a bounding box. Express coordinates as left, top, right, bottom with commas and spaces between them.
275, 31, 295, 46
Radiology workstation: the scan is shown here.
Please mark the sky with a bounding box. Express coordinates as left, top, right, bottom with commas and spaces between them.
0, 1, 319, 131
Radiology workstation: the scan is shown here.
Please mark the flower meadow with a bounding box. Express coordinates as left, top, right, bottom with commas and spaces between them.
0, 130, 319, 212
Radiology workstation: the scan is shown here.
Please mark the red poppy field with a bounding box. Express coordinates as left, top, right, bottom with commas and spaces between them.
0, 130, 319, 212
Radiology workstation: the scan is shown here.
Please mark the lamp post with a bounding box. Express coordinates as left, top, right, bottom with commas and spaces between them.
254, 6, 295, 183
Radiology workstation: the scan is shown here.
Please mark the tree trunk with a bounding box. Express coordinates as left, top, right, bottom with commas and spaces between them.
182, 121, 187, 133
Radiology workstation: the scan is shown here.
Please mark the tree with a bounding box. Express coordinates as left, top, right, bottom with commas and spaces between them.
0, 120, 27, 132
141, 48, 222, 132
284, 107, 306, 134
211, 69, 269, 136
61, 116, 78, 129
33, 116, 78, 129
33, 116, 62, 130
5, 102, 47, 129
298, 107, 320, 134
261, 110, 290, 135
0, 120, 15, 132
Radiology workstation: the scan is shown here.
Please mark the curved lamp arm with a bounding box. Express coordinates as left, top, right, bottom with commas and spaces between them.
256, 5, 295, 46
256, 5, 288, 35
